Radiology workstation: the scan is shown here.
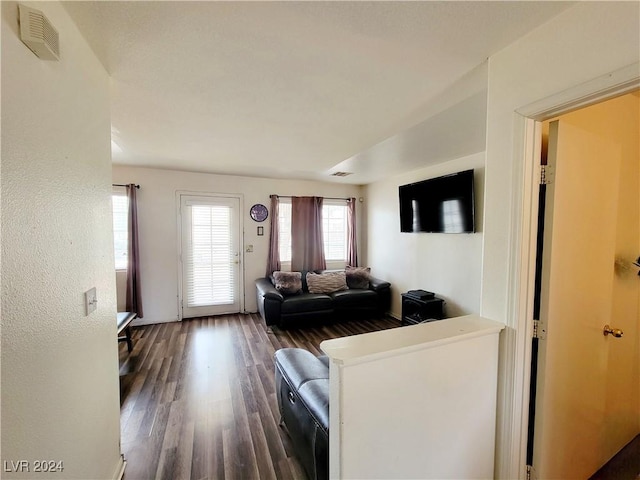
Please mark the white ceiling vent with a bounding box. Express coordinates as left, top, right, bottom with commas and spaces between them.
331, 171, 353, 177
19, 4, 59, 61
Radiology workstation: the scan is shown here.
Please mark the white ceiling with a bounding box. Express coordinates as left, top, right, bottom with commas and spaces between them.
63, 1, 572, 185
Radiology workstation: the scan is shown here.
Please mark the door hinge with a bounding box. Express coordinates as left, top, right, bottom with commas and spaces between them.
540, 164, 555, 185
526, 464, 532, 480
533, 319, 546, 339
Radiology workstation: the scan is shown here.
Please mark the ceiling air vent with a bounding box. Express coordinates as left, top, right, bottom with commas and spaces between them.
19, 4, 60, 61
331, 172, 353, 177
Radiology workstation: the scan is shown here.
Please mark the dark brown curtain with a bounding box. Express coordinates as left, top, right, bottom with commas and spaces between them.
347, 197, 358, 266
125, 184, 143, 317
291, 196, 326, 272
266, 195, 281, 276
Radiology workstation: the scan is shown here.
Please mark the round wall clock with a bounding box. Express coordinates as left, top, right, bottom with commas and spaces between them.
250, 203, 268, 222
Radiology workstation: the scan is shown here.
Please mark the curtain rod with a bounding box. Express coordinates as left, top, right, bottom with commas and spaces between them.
270, 194, 352, 201
112, 183, 140, 189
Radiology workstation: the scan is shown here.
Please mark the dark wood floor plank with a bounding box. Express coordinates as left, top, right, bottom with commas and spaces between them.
256, 362, 276, 399
120, 312, 400, 479
142, 402, 172, 479
137, 358, 169, 438
589, 434, 640, 480
156, 446, 177, 480
208, 401, 226, 480
160, 380, 177, 404
234, 318, 254, 369
135, 324, 162, 371
174, 419, 195, 480
156, 399, 190, 480
248, 411, 278, 480
228, 375, 261, 479
247, 364, 289, 469
274, 458, 295, 480
120, 370, 147, 422
190, 403, 209, 480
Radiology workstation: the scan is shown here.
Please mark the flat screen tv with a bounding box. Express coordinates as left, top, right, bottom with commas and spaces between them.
399, 169, 475, 233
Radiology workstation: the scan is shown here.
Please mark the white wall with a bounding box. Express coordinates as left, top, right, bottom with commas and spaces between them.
1, 2, 123, 479
483, 2, 640, 478
323, 316, 504, 480
365, 153, 484, 319
112, 165, 362, 325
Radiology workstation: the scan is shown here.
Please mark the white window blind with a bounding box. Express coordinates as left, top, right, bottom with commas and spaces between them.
278, 200, 292, 262
186, 204, 234, 307
322, 202, 348, 261
112, 194, 128, 270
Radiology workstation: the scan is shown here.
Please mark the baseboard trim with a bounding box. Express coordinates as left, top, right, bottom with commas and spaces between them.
113, 455, 126, 480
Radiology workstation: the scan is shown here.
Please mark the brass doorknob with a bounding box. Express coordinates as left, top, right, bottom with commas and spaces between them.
603, 325, 623, 338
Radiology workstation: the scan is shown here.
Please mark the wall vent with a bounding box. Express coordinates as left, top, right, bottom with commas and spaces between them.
19, 4, 60, 61
331, 171, 353, 177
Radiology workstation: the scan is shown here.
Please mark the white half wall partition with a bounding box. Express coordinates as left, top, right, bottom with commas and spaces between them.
321, 315, 505, 479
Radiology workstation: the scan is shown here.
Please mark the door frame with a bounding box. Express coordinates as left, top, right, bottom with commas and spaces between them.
176, 190, 245, 321
504, 63, 639, 479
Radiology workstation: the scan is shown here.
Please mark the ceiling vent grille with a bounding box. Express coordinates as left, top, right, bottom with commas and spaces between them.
331, 171, 353, 177
19, 4, 59, 61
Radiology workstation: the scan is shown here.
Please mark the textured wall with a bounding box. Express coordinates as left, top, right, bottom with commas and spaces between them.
1, 2, 122, 478
365, 152, 485, 319
484, 2, 640, 478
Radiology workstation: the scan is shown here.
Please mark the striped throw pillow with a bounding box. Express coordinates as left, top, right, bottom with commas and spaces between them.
306, 271, 348, 294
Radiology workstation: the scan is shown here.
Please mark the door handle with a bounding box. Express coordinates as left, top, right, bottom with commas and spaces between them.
603, 325, 623, 338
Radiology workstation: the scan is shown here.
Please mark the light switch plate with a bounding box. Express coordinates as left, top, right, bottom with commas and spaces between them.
85, 287, 97, 315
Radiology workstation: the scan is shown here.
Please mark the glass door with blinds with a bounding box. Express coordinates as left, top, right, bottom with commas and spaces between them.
179, 194, 242, 318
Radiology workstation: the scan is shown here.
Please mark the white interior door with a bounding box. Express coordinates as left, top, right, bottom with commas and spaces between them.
532, 117, 639, 479
180, 194, 242, 318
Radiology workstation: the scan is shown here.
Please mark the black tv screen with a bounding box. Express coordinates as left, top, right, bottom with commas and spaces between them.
399, 169, 475, 233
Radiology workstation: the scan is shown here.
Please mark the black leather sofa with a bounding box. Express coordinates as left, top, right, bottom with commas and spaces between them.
275, 348, 330, 480
255, 272, 391, 328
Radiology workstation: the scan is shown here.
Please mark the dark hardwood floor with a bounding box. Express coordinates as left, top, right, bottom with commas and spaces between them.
118, 313, 399, 480
589, 434, 640, 480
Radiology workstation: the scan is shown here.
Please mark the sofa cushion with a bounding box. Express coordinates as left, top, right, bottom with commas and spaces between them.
298, 379, 330, 431
275, 348, 329, 387
330, 288, 378, 308
307, 271, 348, 294
274, 348, 329, 480
274, 348, 330, 430
281, 293, 333, 314
345, 265, 371, 289
273, 271, 303, 295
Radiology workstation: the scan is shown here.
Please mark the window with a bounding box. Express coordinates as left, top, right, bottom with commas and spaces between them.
179, 194, 242, 318
186, 204, 234, 307
112, 194, 128, 270
322, 201, 348, 262
278, 200, 292, 262
277, 198, 348, 266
